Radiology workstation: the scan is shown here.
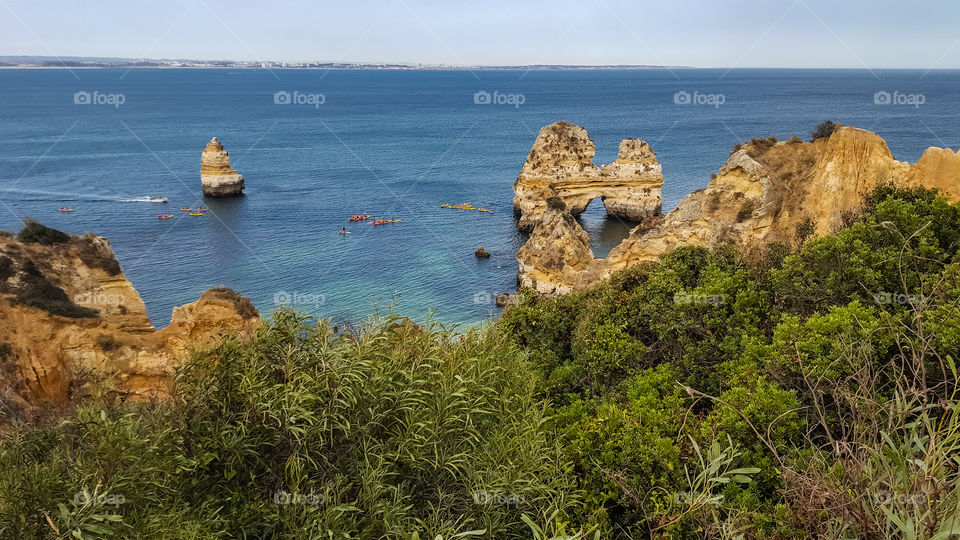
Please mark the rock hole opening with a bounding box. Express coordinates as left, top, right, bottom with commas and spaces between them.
575, 197, 638, 258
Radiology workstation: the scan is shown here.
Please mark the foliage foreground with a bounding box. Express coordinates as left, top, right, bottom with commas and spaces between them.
0, 315, 585, 539
2, 187, 960, 538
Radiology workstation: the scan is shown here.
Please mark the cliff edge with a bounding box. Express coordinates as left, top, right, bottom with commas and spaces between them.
0, 222, 260, 417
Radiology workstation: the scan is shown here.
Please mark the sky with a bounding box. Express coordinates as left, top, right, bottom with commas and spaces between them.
2, 0, 960, 68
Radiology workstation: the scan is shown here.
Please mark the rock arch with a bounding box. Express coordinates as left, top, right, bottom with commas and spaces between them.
512, 122, 663, 232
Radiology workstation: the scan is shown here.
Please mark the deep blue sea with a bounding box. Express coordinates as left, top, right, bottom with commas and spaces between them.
1, 68, 958, 326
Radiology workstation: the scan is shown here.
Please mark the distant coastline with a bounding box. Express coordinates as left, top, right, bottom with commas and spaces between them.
0, 55, 690, 70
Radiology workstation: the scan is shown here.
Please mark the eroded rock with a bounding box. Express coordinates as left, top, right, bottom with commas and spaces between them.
513, 122, 663, 232
516, 200, 596, 295
0, 226, 260, 415
201, 137, 245, 197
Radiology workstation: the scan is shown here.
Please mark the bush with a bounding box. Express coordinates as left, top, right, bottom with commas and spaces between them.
13, 260, 98, 318
810, 120, 841, 142
16, 218, 70, 246
499, 186, 960, 536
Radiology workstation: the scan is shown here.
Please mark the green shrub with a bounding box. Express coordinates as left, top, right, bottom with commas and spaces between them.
0, 312, 584, 538
500, 186, 960, 536
16, 218, 70, 245
810, 120, 841, 141
14, 261, 98, 318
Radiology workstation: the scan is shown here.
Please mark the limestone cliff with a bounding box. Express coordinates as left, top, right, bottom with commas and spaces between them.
201, 137, 245, 197
0, 225, 260, 417
516, 125, 960, 294
516, 199, 594, 295
513, 122, 663, 232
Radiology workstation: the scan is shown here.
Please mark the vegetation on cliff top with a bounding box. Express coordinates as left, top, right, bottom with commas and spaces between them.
2, 187, 960, 538
499, 185, 960, 537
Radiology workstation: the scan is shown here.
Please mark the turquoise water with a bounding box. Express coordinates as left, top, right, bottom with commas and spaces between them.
1, 68, 958, 326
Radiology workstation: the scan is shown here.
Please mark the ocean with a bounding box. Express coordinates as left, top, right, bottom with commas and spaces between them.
1, 68, 958, 326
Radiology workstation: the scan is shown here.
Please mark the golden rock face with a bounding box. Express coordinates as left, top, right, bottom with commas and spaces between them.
512, 122, 664, 233
200, 137, 245, 197
516, 125, 960, 295
0, 230, 260, 414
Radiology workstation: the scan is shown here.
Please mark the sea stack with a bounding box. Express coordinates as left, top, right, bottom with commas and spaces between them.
200, 137, 244, 197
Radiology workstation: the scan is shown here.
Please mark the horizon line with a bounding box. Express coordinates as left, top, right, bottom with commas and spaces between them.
2, 55, 959, 71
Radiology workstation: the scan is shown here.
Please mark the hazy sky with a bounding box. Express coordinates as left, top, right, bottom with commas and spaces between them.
2, 0, 960, 68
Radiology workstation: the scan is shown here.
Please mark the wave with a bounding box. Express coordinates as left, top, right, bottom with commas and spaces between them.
118, 196, 164, 203
0, 188, 167, 203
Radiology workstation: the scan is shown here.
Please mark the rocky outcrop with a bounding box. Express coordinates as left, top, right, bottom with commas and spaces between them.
513, 122, 663, 232
516, 199, 595, 295
516, 125, 960, 295
0, 225, 260, 417
201, 137, 245, 197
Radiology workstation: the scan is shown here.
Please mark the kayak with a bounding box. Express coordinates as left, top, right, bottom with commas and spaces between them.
349, 214, 371, 221
58, 208, 74, 212
196, 207, 208, 212
372, 219, 402, 226
157, 215, 174, 220
181, 207, 192, 211
189, 212, 204, 216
